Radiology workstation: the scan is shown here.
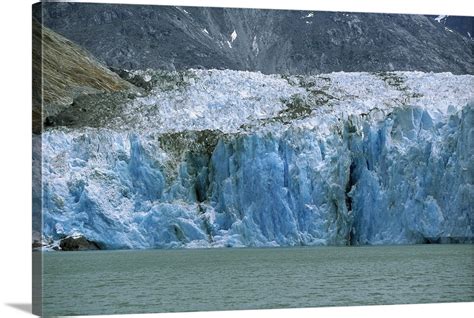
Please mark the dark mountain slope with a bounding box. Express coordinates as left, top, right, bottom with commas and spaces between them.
427, 15, 473, 39
34, 3, 473, 74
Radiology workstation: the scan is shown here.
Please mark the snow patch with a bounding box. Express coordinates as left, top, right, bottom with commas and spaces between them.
231, 30, 237, 42
252, 35, 259, 55
435, 15, 447, 23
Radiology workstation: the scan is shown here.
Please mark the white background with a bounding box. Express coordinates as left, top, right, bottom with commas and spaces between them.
0, 1, 472, 317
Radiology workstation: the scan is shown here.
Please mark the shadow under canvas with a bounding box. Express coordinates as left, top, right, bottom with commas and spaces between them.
6, 303, 32, 314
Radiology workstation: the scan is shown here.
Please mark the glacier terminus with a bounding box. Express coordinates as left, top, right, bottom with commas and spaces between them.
37, 70, 473, 249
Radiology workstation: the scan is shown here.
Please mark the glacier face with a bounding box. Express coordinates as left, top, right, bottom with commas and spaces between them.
348, 105, 473, 244
39, 70, 474, 249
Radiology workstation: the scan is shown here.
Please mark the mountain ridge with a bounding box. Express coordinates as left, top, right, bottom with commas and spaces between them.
34, 3, 473, 75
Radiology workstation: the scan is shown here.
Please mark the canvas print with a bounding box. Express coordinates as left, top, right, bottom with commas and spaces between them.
32, 1, 473, 316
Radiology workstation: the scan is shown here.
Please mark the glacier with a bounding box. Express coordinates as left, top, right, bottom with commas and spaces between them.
38, 70, 474, 249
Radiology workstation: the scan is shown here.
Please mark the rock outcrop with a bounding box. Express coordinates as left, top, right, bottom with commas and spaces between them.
32, 19, 135, 133
59, 235, 102, 251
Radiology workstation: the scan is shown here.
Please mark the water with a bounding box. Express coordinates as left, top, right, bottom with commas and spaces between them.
41, 245, 474, 316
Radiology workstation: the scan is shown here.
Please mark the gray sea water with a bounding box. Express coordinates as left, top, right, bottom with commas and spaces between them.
41, 244, 474, 316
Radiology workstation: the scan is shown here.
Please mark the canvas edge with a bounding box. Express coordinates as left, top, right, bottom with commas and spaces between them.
32, 2, 43, 316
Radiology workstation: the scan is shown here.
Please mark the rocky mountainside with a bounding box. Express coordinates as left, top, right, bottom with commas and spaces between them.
32, 19, 135, 133
34, 3, 473, 75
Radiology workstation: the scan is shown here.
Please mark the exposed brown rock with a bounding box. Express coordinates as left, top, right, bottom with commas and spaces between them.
32, 19, 134, 133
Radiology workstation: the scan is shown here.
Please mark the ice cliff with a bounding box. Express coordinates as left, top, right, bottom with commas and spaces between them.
38, 70, 473, 249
